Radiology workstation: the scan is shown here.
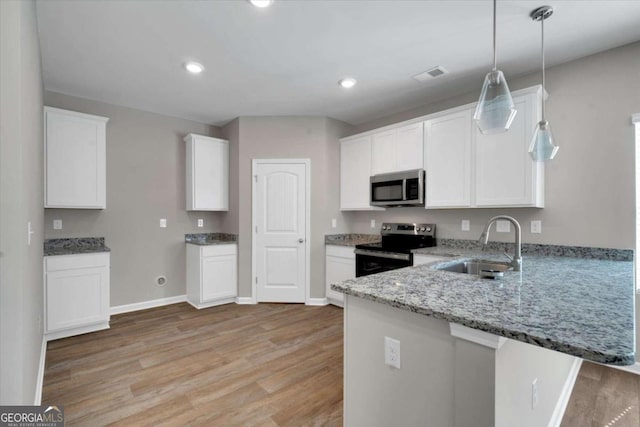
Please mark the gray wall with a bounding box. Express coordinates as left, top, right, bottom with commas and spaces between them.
233, 116, 351, 299
43, 92, 225, 306
0, 0, 45, 404
346, 41, 640, 251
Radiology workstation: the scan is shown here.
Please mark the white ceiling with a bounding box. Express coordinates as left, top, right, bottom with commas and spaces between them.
36, 0, 640, 127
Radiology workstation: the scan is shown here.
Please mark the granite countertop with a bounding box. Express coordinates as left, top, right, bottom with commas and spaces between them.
185, 233, 237, 245
325, 234, 381, 247
44, 237, 110, 256
332, 246, 635, 365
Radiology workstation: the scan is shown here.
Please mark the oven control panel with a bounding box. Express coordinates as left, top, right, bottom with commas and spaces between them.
380, 223, 436, 236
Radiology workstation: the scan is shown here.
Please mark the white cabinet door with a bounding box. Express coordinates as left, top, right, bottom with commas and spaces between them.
202, 254, 237, 301
371, 130, 397, 175
475, 93, 543, 207
44, 107, 108, 209
325, 245, 355, 306
186, 243, 237, 309
185, 134, 229, 211
371, 123, 424, 175
424, 110, 472, 208
44, 253, 110, 340
340, 136, 379, 210
395, 122, 424, 172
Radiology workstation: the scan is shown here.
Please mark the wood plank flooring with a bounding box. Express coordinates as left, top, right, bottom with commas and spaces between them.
42, 303, 344, 426
561, 361, 640, 427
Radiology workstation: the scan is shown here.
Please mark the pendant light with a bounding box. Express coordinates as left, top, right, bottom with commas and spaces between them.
474, 0, 517, 134
529, 6, 558, 162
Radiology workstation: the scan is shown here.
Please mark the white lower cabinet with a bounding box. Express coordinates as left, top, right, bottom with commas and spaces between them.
325, 245, 356, 306
413, 254, 452, 266
44, 252, 110, 340
187, 243, 237, 309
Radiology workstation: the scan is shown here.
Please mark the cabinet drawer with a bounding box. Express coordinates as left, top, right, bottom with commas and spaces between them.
326, 245, 356, 259
201, 244, 237, 257
45, 253, 110, 272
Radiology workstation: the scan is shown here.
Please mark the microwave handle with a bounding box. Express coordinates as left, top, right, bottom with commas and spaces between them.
402, 179, 407, 201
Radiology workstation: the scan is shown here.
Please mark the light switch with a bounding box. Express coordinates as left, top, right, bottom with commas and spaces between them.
496, 220, 511, 233
53, 219, 62, 230
160, 218, 167, 228
461, 220, 470, 231
197, 219, 204, 228
331, 218, 337, 228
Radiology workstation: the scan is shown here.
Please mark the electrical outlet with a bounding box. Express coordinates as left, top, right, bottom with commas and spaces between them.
532, 378, 539, 409
461, 219, 470, 231
160, 218, 167, 228
531, 220, 542, 234
331, 218, 337, 228
197, 219, 204, 228
496, 220, 511, 233
384, 336, 401, 369
370, 219, 376, 229
53, 219, 62, 230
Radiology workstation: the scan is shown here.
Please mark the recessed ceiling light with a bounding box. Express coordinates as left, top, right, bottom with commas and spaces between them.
184, 61, 204, 74
338, 78, 357, 89
249, 0, 273, 8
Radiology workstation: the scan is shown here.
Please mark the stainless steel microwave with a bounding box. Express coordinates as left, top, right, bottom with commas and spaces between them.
370, 169, 425, 207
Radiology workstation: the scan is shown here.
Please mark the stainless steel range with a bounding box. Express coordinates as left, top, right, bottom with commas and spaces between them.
354, 223, 436, 277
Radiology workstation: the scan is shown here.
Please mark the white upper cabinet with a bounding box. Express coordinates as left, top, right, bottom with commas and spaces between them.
185, 133, 229, 211
424, 110, 472, 208
371, 122, 424, 175
474, 91, 544, 207
44, 107, 108, 209
340, 135, 380, 210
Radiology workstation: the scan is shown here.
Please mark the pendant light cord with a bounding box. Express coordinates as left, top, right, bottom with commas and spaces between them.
541, 14, 546, 120
492, 0, 497, 71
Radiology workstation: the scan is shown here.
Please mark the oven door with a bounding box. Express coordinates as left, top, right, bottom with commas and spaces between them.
354, 249, 412, 277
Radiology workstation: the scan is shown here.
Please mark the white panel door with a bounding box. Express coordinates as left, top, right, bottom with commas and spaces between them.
424, 110, 472, 208
254, 161, 308, 302
202, 254, 237, 301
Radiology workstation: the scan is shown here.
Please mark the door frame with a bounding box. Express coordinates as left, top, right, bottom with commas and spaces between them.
251, 158, 311, 304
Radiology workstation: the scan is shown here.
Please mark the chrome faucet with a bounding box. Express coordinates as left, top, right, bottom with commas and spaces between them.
478, 215, 522, 271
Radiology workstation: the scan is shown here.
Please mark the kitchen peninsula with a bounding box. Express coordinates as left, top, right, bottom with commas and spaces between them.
332, 245, 635, 427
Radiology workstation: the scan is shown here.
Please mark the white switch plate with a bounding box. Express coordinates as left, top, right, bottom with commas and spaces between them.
160, 218, 167, 228
384, 336, 401, 369
370, 219, 376, 229
532, 378, 539, 409
531, 220, 542, 234
197, 219, 204, 228
27, 222, 34, 245
461, 220, 470, 231
496, 220, 511, 233
331, 218, 337, 228
53, 219, 62, 230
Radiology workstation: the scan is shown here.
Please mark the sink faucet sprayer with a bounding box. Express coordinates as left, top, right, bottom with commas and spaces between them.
478, 215, 522, 272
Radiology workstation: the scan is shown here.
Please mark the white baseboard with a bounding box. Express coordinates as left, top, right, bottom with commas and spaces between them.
110, 295, 187, 315
34, 336, 46, 405
306, 298, 328, 306
547, 357, 583, 427
235, 297, 256, 305
608, 361, 640, 375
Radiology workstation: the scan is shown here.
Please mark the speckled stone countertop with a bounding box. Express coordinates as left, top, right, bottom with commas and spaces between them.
325, 234, 381, 247
44, 238, 110, 256
185, 233, 237, 245
332, 246, 635, 365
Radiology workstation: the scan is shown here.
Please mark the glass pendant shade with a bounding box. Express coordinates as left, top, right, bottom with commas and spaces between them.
474, 70, 517, 135
529, 120, 558, 161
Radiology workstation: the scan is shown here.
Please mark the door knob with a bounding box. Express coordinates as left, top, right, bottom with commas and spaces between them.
298, 238, 304, 243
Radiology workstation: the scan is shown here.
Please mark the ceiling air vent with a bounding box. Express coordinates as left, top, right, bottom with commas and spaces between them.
413, 66, 448, 83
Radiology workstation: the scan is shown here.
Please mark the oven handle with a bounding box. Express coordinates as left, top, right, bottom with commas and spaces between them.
354, 249, 411, 261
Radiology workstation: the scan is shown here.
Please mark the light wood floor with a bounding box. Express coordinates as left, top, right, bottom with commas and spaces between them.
43, 303, 344, 426
561, 361, 640, 427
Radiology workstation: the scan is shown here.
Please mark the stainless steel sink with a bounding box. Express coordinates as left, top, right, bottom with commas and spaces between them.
436, 260, 512, 279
